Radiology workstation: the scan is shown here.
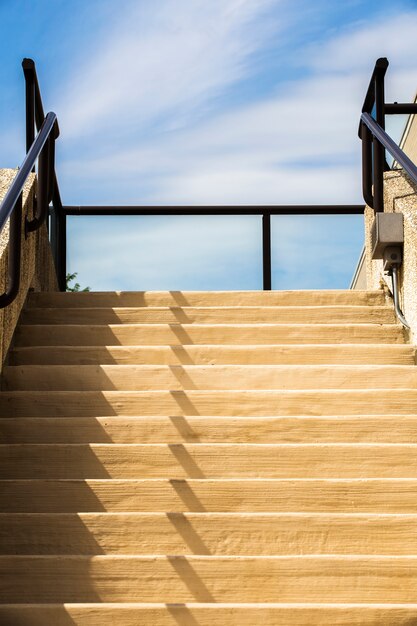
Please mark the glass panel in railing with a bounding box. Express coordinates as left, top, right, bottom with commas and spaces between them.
67, 213, 364, 291
385, 114, 409, 169
67, 215, 262, 291
271, 214, 364, 290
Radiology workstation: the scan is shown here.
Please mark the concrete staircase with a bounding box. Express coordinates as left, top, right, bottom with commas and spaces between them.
0, 289, 417, 624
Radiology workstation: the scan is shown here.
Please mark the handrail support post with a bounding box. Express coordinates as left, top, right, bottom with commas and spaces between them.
50, 208, 66, 292
262, 212, 272, 290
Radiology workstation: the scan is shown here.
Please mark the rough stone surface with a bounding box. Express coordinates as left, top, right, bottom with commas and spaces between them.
0, 168, 58, 370
364, 169, 417, 341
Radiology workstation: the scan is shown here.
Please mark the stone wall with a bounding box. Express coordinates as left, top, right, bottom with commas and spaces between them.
364, 169, 417, 341
0, 168, 58, 369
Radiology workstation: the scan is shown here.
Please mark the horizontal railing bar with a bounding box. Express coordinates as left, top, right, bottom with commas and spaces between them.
63, 205, 364, 216
361, 112, 417, 186
385, 103, 417, 114
0, 112, 57, 233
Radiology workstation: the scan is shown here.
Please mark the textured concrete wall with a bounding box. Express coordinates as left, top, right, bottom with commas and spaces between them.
0, 168, 58, 369
364, 170, 417, 340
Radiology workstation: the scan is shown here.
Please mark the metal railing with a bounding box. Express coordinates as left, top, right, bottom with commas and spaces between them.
63, 203, 363, 291
22, 58, 66, 291
19, 59, 364, 300
359, 57, 417, 212
361, 112, 417, 189
0, 108, 59, 307
358, 57, 417, 330
2, 57, 417, 308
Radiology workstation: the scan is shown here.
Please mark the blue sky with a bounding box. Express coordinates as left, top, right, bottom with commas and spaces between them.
1, 0, 417, 290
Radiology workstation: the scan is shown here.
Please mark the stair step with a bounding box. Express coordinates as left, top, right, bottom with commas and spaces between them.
9, 343, 415, 365
1, 512, 416, 555
1, 443, 417, 479
1, 389, 416, 416
28, 289, 388, 308
4, 364, 417, 391
1, 478, 416, 513
1, 602, 417, 626
14, 323, 406, 346
21, 305, 396, 325
2, 286, 415, 613
1, 555, 417, 603
3, 415, 417, 443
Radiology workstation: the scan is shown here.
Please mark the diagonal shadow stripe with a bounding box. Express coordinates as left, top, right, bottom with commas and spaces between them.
166, 512, 211, 555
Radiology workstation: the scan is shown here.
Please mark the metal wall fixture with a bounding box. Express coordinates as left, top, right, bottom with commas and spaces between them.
371, 213, 404, 262
370, 212, 409, 328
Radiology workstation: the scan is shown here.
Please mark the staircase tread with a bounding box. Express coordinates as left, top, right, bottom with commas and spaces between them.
6, 363, 416, 369
16, 322, 403, 328
24, 305, 394, 309
1, 477, 416, 512
2, 388, 417, 418
2, 601, 417, 607
6, 363, 417, 392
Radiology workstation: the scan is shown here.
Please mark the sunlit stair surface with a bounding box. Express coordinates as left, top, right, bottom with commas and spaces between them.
1, 289, 417, 625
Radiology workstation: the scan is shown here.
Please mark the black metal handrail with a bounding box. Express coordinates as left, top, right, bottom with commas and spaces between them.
0, 114, 56, 232
359, 57, 389, 211
361, 112, 417, 186
22, 58, 66, 291
63, 204, 363, 291
359, 58, 417, 212
361, 57, 389, 120
22, 58, 47, 153
0, 112, 58, 307
64, 205, 363, 216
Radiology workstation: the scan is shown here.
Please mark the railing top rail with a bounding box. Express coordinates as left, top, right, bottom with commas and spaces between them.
63, 204, 365, 216
361, 111, 417, 187
0, 112, 57, 233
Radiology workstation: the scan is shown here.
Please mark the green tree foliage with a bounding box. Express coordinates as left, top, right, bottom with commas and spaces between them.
66, 272, 91, 292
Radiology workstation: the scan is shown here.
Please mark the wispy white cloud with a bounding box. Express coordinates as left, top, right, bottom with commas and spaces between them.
58, 7, 417, 207
59, 69, 363, 204
67, 214, 263, 290
307, 12, 417, 80
56, 0, 281, 140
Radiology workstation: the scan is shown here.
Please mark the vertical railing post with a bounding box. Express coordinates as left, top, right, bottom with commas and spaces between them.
361, 122, 374, 208
26, 136, 50, 233
262, 211, 272, 290
24, 70, 35, 154
23, 60, 36, 176
373, 64, 386, 212
373, 137, 385, 213
57, 211, 67, 292
50, 205, 66, 292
